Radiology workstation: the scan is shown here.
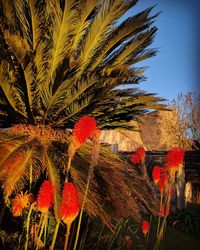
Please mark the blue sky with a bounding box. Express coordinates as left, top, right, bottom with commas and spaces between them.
123, 0, 199, 102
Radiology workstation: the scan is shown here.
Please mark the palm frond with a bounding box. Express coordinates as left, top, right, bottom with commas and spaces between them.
71, 0, 100, 56
0, 62, 28, 119
91, 7, 157, 70
1, 140, 35, 200
47, 0, 77, 82
91, 88, 166, 129
78, 0, 138, 76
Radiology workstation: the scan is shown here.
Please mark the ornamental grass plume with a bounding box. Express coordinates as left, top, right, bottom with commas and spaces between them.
12, 191, 33, 217
142, 220, 149, 236
37, 180, 54, 213
152, 166, 161, 184
166, 147, 184, 177
60, 182, 80, 250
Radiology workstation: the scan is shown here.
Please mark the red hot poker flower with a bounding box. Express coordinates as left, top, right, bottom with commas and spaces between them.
142, 220, 149, 236
157, 167, 168, 194
37, 180, 54, 213
135, 147, 145, 161
73, 116, 96, 145
130, 153, 141, 164
60, 182, 80, 225
130, 147, 145, 164
166, 147, 184, 176
152, 166, 161, 184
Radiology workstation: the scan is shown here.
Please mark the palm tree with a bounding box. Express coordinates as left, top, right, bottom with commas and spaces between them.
0, 0, 164, 230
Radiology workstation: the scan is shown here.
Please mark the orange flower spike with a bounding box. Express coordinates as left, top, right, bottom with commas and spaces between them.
37, 180, 54, 213
130, 147, 145, 164
135, 147, 145, 162
73, 116, 96, 145
166, 147, 184, 176
130, 153, 141, 164
152, 166, 161, 184
68, 116, 97, 164
12, 191, 33, 217
142, 220, 149, 236
60, 182, 80, 225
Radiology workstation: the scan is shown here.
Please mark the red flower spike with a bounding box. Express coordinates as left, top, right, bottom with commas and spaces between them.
152, 166, 161, 184
135, 147, 145, 161
157, 167, 168, 194
37, 180, 54, 213
142, 220, 149, 236
60, 182, 80, 225
166, 147, 184, 175
130, 153, 141, 164
73, 116, 96, 145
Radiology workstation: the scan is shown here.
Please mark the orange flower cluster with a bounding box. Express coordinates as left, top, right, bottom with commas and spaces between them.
37, 180, 55, 213
12, 191, 33, 217
60, 182, 80, 225
130, 147, 145, 164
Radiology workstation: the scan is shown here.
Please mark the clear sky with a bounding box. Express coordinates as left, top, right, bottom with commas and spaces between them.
124, 0, 199, 102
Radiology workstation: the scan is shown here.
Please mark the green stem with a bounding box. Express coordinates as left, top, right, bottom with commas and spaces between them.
156, 194, 163, 237
154, 184, 171, 250
66, 156, 72, 176
44, 215, 48, 245
50, 220, 60, 250
64, 222, 72, 250
25, 204, 34, 250
36, 215, 45, 250
95, 222, 105, 250
108, 222, 122, 250
36, 213, 43, 239
68, 221, 75, 250
73, 170, 93, 250
80, 216, 90, 250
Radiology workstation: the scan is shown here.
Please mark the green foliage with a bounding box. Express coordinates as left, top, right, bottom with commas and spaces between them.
0, 0, 165, 129
167, 204, 200, 234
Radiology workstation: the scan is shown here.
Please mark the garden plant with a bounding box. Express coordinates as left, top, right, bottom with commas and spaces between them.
0, 0, 186, 249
